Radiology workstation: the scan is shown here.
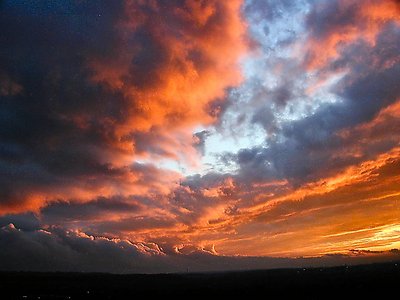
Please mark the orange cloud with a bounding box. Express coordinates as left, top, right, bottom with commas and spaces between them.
89, 0, 248, 159
166, 147, 400, 257
2, 0, 399, 266
304, 0, 400, 70
0, 0, 247, 216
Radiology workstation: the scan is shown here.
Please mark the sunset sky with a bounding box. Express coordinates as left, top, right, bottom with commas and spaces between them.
1, 0, 399, 273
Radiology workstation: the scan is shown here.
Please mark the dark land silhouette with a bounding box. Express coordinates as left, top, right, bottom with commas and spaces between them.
1, 261, 399, 299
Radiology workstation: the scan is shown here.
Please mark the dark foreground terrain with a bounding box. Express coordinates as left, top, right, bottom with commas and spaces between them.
1, 261, 399, 299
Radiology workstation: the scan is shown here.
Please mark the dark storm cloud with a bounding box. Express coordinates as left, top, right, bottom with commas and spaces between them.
0, 212, 40, 231
41, 196, 141, 224
0, 0, 131, 211
0, 0, 247, 214
0, 224, 168, 274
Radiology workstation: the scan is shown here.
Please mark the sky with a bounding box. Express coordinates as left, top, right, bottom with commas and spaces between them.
0, 0, 400, 273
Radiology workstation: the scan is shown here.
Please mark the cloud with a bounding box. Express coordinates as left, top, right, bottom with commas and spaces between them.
0, 224, 169, 274
1, 224, 399, 274
303, 0, 400, 69
89, 0, 248, 138
0, 212, 40, 231
227, 7, 400, 186
232, 149, 400, 256
0, 1, 132, 213
169, 0, 400, 258
0, 72, 23, 96
1, 0, 400, 273
0, 0, 247, 214
193, 130, 212, 156
40, 196, 141, 225
244, 0, 296, 22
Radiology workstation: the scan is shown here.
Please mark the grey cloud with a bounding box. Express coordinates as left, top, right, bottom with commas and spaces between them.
0, 212, 40, 231
1, 224, 399, 273
193, 130, 211, 156
0, 224, 166, 274
305, 0, 358, 39
0, 0, 130, 209
41, 196, 141, 225
227, 16, 400, 185
244, 0, 297, 23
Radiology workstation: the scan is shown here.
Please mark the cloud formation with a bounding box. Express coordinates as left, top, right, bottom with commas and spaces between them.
1, 224, 398, 273
0, 0, 247, 214
0, 0, 399, 272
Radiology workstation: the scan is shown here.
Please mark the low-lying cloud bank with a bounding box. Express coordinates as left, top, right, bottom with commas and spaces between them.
1, 224, 398, 274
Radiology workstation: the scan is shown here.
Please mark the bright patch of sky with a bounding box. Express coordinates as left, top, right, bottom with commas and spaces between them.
141, 0, 346, 177
194, 0, 346, 175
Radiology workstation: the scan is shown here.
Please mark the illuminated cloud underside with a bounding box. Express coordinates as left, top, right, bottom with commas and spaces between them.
0, 0, 399, 272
